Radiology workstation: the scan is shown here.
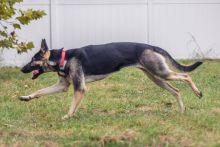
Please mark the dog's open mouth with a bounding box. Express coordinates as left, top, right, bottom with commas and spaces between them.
32, 70, 40, 80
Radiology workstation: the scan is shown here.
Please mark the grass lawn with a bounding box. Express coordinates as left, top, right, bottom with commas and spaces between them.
0, 60, 220, 146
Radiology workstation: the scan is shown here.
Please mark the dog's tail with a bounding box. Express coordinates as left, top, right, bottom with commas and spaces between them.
153, 47, 203, 72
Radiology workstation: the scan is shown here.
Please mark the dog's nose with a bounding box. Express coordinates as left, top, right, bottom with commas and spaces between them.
21, 67, 26, 73
21, 66, 30, 73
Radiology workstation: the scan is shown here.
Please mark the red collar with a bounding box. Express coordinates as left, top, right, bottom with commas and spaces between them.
59, 48, 66, 67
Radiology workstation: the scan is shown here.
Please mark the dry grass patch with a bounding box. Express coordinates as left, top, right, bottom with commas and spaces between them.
100, 129, 138, 146
211, 108, 220, 114
28, 129, 73, 137
40, 141, 59, 147
159, 135, 192, 147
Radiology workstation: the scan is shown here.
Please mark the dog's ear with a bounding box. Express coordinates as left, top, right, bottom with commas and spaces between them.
40, 39, 49, 52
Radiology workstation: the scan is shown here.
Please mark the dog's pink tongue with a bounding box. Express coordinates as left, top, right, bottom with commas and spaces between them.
33, 70, 39, 75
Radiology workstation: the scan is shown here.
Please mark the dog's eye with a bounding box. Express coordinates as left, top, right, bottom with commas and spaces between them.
30, 62, 36, 66
31, 61, 43, 66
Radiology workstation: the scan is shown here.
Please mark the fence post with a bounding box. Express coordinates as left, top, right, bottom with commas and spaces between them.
50, 0, 57, 49
147, 0, 153, 44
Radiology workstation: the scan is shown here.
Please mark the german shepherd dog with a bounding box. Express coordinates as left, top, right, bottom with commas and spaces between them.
20, 39, 202, 119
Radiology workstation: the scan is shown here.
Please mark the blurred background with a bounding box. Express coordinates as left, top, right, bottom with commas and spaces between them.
1, 0, 220, 67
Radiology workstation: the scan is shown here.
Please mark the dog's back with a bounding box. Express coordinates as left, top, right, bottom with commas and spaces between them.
67, 42, 149, 75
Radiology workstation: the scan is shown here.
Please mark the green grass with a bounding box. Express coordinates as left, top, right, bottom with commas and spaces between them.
0, 60, 220, 146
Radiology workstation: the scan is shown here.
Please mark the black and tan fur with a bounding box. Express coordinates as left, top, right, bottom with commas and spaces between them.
20, 39, 203, 119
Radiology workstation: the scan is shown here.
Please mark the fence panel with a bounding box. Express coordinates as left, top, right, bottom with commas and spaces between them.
1, 0, 219, 66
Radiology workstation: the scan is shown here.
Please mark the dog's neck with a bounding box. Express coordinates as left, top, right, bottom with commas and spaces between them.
47, 49, 64, 70
49, 49, 63, 62
49, 48, 77, 63
47, 49, 69, 76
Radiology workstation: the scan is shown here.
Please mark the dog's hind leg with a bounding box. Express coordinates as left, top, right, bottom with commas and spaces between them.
165, 72, 202, 98
140, 49, 202, 99
19, 77, 70, 101
142, 70, 185, 113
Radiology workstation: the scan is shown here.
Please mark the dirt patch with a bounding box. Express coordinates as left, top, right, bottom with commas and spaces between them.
6, 129, 72, 139
0, 143, 7, 147
12, 142, 22, 147
127, 105, 154, 114
212, 108, 220, 114
179, 137, 192, 147
0, 131, 3, 137
100, 129, 138, 146
93, 109, 108, 114
71, 141, 82, 147
206, 131, 220, 142
28, 129, 73, 137
159, 135, 192, 147
93, 109, 117, 115
40, 141, 58, 147
159, 135, 176, 145
9, 131, 24, 137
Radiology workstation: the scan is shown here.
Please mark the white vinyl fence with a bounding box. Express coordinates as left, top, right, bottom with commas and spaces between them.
1, 0, 220, 67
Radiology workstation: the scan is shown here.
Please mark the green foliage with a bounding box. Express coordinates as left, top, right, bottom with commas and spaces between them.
16, 9, 46, 25
0, 0, 46, 53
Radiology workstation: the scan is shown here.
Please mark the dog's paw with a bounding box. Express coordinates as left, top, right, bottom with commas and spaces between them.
19, 96, 31, 102
61, 114, 75, 120
198, 91, 203, 98
195, 91, 203, 98
62, 114, 70, 120
180, 107, 186, 114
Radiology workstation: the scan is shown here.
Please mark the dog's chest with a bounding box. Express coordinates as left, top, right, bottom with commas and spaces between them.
85, 74, 109, 83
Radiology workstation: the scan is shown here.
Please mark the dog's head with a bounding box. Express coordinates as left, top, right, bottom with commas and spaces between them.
21, 39, 51, 80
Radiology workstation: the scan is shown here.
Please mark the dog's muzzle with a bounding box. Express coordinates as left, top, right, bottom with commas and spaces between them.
21, 63, 32, 73
21, 63, 44, 80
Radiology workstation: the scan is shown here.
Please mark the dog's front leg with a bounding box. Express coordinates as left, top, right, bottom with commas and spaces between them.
62, 64, 86, 120
62, 89, 85, 120
20, 77, 70, 101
